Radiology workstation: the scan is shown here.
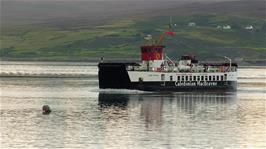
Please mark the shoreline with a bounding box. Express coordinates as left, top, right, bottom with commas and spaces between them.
1, 58, 265, 67
0, 57, 140, 63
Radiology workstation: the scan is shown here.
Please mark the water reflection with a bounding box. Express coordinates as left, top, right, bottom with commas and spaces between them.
97, 92, 243, 148
98, 93, 129, 109
174, 92, 237, 113
98, 92, 237, 128
98, 92, 236, 109
139, 95, 164, 128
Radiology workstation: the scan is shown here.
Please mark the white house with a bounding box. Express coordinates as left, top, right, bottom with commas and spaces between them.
223, 25, 231, 30
216, 25, 222, 29
144, 34, 152, 41
245, 25, 254, 30
188, 22, 196, 27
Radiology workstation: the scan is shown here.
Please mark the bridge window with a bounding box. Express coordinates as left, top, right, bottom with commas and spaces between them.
185, 76, 188, 81
189, 76, 192, 81
221, 75, 224, 81
205, 76, 208, 81
161, 74, 165, 81
217, 76, 219, 81
209, 76, 212, 81
177, 76, 180, 81
213, 76, 216, 81
193, 76, 196, 81
197, 76, 200, 81
170, 76, 173, 81
182, 76, 184, 81
201, 76, 204, 81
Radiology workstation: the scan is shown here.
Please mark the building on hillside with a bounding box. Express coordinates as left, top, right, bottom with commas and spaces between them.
245, 25, 254, 30
188, 22, 196, 27
222, 25, 231, 30
216, 25, 222, 29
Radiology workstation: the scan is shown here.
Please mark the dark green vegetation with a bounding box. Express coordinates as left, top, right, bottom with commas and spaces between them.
1, 1, 266, 62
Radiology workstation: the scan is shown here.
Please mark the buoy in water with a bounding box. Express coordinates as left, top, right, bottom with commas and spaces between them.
42, 105, 51, 115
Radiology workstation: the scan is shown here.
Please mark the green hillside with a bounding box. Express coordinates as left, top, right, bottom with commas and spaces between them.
1, 14, 266, 61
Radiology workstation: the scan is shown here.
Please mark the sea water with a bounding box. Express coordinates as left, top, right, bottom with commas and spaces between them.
1, 61, 265, 148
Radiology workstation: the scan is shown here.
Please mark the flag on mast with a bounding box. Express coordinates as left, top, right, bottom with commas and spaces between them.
164, 31, 174, 36
165, 16, 174, 36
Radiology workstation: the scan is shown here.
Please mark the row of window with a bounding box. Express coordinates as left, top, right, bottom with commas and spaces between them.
166, 74, 227, 81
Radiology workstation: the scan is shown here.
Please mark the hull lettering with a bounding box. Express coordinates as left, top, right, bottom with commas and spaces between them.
175, 82, 217, 86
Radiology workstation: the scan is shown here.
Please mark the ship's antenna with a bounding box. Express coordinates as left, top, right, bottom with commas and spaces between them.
169, 16, 173, 31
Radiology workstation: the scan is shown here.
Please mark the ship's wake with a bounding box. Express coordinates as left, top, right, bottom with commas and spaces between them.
93, 89, 148, 94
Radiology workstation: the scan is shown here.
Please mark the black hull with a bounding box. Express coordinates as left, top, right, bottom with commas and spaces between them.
98, 63, 237, 92
98, 63, 131, 89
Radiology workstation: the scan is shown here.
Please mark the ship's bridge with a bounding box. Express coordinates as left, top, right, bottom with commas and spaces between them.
141, 45, 164, 61
140, 45, 167, 71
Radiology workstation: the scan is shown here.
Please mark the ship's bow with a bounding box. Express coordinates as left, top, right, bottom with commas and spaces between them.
98, 63, 131, 89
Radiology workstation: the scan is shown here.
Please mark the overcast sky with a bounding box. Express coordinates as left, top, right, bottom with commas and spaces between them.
2, 0, 248, 1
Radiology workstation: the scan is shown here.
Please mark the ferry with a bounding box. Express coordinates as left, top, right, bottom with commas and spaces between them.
98, 30, 237, 92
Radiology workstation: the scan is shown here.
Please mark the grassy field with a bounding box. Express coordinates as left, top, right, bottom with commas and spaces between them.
1, 14, 266, 61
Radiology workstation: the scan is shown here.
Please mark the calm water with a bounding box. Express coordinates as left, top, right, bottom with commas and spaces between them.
1, 61, 265, 148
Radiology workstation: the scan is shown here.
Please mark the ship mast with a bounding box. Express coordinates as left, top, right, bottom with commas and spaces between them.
156, 16, 174, 45
140, 17, 175, 71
